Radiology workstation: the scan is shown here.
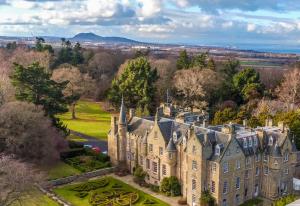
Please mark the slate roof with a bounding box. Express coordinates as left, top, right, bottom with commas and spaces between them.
126, 115, 296, 161
128, 117, 154, 137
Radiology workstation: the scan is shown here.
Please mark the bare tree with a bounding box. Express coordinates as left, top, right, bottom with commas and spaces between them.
9, 48, 51, 71
276, 68, 300, 110
257, 67, 284, 90
150, 58, 177, 103
0, 102, 66, 163
173, 68, 220, 111
52, 64, 96, 119
253, 99, 288, 117
0, 155, 44, 206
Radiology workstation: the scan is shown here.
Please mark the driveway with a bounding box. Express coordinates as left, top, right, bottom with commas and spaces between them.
70, 130, 108, 152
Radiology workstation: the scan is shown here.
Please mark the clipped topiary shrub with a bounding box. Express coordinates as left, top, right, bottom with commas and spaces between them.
75, 191, 88, 198
71, 178, 109, 192
89, 189, 139, 206
144, 198, 157, 205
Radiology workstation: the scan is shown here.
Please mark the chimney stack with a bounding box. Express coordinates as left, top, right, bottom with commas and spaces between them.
203, 119, 209, 128
129, 108, 135, 119
243, 119, 247, 128
265, 118, 273, 127
278, 121, 285, 133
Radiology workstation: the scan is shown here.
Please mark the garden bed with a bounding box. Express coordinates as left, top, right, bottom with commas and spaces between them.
54, 176, 169, 206
61, 147, 111, 173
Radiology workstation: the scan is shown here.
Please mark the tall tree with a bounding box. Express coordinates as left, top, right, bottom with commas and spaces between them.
10, 62, 69, 131
192, 52, 208, 69
52, 64, 95, 119
176, 50, 190, 70
71, 42, 84, 65
232, 68, 264, 102
276, 68, 300, 110
35, 37, 54, 54
108, 57, 158, 111
207, 58, 216, 70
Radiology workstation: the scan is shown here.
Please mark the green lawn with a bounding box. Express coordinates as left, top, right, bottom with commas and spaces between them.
12, 189, 59, 206
57, 100, 111, 140
46, 161, 81, 180
54, 177, 169, 206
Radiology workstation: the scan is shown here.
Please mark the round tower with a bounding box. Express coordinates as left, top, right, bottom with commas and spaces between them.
165, 137, 177, 166
118, 97, 127, 163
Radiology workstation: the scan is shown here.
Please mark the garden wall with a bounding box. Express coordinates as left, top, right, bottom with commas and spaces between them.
50, 167, 115, 186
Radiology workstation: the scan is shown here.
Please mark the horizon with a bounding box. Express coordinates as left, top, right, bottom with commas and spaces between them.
0, 0, 300, 53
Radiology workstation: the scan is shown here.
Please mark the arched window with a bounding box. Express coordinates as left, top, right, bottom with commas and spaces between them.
249, 137, 253, 147
222, 199, 227, 206
284, 152, 289, 162
192, 179, 196, 190
268, 136, 273, 146
243, 138, 248, 148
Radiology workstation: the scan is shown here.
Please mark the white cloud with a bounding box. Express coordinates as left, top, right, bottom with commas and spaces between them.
222, 21, 233, 28
85, 0, 119, 18
247, 23, 256, 32
137, 0, 162, 18
9, 0, 36, 9
175, 0, 190, 7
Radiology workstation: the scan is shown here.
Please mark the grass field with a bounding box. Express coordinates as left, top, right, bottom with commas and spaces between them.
46, 161, 81, 180
54, 177, 169, 206
57, 100, 111, 140
12, 189, 59, 206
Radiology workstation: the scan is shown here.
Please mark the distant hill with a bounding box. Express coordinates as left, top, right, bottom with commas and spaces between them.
71, 32, 139, 44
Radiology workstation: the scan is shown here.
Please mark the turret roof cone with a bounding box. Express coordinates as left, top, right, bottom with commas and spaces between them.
119, 96, 126, 125
166, 137, 177, 152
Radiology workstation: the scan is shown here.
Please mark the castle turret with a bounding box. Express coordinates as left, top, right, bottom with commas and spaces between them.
118, 97, 127, 163
166, 137, 177, 166
108, 115, 118, 165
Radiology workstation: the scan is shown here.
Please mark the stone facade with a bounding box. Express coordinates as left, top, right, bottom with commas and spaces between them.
108, 101, 299, 206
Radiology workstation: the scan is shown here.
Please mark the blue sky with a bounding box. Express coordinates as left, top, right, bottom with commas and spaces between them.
0, 0, 300, 47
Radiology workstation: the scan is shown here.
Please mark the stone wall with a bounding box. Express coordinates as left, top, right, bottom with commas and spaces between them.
50, 167, 115, 186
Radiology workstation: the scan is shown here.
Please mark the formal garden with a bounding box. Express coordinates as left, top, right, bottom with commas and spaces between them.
60, 143, 111, 173
53, 176, 169, 206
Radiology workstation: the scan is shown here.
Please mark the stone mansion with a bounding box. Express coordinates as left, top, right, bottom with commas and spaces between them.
108, 99, 299, 206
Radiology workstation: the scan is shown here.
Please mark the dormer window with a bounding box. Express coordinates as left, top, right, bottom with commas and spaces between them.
243, 138, 248, 148
173, 131, 178, 142
284, 152, 289, 162
183, 136, 187, 145
268, 136, 273, 146
248, 137, 253, 147
253, 137, 258, 146
215, 145, 221, 156
215, 144, 223, 156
